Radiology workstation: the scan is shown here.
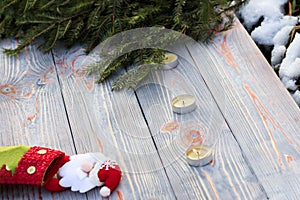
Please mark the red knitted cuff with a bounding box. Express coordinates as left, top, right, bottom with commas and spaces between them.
0, 146, 66, 186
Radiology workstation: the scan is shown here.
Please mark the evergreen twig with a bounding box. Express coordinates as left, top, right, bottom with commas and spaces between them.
0, 0, 245, 90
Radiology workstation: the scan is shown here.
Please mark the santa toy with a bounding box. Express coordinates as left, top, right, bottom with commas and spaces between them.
0, 146, 122, 197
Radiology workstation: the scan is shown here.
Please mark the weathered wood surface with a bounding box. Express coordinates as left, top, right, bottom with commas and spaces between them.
0, 19, 300, 200
0, 40, 85, 199
51, 45, 176, 199
189, 20, 300, 199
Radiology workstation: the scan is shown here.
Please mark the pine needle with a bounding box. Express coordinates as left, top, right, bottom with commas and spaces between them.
0, 0, 245, 89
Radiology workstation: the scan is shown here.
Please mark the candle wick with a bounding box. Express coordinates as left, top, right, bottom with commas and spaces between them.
182, 100, 185, 106
192, 148, 200, 159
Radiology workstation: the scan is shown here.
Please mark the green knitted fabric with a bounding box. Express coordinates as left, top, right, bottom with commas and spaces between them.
0, 146, 30, 175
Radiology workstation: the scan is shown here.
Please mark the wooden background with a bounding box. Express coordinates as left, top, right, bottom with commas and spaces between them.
1, 19, 300, 199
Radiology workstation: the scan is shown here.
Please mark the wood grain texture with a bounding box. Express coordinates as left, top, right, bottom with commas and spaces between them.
1, 16, 300, 199
134, 54, 266, 199
52, 45, 176, 199
186, 19, 300, 199
0, 39, 85, 199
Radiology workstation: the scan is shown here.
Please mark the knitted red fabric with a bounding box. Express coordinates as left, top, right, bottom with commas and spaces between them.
97, 161, 122, 193
0, 146, 66, 186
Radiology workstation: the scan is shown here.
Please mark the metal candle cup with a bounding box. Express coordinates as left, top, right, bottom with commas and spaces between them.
171, 94, 196, 114
185, 145, 213, 167
163, 53, 178, 70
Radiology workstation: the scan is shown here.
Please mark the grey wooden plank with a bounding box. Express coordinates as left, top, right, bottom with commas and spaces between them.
134, 54, 267, 199
52, 45, 176, 199
187, 19, 300, 199
0, 39, 85, 199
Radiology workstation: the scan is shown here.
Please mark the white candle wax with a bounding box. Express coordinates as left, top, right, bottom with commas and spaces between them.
163, 53, 178, 70
186, 145, 213, 167
171, 94, 196, 114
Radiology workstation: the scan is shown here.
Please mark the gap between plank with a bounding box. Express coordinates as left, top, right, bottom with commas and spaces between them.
133, 90, 178, 199
50, 50, 78, 155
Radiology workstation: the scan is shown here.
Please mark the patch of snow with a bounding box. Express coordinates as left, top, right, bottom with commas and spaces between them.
293, 90, 300, 105
239, 0, 300, 106
271, 45, 286, 66
271, 26, 295, 66
239, 0, 287, 30
281, 77, 297, 90
284, 58, 300, 79
273, 26, 294, 45
251, 16, 297, 46
239, 0, 297, 66
279, 33, 300, 78
279, 33, 300, 104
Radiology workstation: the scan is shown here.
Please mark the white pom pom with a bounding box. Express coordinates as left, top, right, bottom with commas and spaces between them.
100, 186, 111, 197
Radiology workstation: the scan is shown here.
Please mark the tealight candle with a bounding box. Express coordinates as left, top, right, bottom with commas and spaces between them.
163, 52, 178, 70
185, 145, 213, 167
171, 94, 196, 114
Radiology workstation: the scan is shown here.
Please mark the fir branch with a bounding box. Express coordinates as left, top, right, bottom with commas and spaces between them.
40, 0, 55, 10
97, 51, 138, 83
16, 18, 53, 24
3, 23, 56, 55
65, 18, 84, 47
58, 0, 71, 7
0, 0, 244, 90
61, 19, 72, 37
40, 24, 62, 52
0, 15, 12, 35
109, 49, 164, 90
173, 0, 186, 29
85, 41, 135, 78
111, 63, 162, 91
128, 5, 161, 26
0, 0, 18, 12
0, 0, 241, 54
23, 0, 38, 13
87, 6, 102, 29
66, 1, 95, 14
217, 0, 246, 15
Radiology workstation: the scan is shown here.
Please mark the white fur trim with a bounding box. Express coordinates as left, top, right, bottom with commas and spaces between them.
76, 167, 88, 180
88, 162, 104, 187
